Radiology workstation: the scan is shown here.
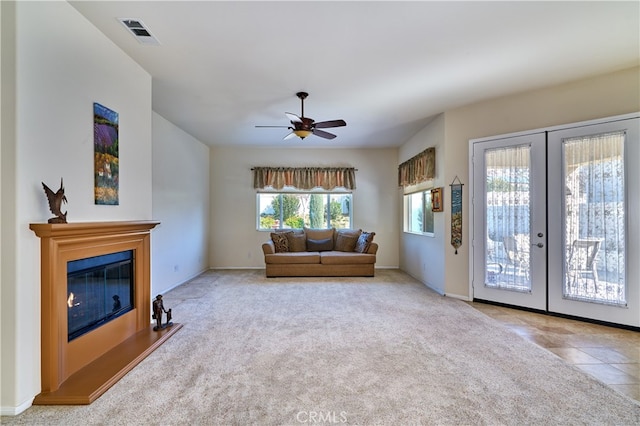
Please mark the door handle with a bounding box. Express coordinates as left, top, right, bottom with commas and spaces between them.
531, 242, 544, 248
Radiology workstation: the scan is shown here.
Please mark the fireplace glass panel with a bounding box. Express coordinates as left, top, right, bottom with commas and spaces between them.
67, 250, 134, 341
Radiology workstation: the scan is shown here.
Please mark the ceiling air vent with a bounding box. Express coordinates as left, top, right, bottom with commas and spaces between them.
118, 18, 160, 45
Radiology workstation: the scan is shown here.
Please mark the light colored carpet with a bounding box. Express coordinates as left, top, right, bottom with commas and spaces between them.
4, 269, 639, 425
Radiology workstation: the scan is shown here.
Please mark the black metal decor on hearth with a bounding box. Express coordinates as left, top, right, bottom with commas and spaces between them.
152, 294, 174, 331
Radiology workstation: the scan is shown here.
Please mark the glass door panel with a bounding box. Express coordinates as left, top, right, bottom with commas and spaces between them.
563, 132, 625, 305
472, 133, 547, 310
485, 145, 532, 292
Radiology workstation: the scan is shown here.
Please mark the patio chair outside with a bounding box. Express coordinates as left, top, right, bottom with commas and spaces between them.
567, 238, 602, 292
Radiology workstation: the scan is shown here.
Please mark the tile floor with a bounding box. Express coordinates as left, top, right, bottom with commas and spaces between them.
468, 301, 640, 403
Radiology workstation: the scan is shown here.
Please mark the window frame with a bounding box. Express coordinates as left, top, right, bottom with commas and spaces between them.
403, 189, 435, 236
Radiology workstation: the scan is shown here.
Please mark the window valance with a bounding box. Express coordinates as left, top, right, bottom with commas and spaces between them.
398, 147, 435, 187
252, 167, 356, 190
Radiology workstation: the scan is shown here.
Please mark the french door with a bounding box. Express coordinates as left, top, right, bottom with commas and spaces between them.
547, 118, 639, 326
471, 115, 639, 327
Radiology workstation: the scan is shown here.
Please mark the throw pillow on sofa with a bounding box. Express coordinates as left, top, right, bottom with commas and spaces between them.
354, 231, 375, 253
271, 232, 291, 253
335, 229, 362, 252
303, 227, 335, 241
287, 232, 307, 252
307, 238, 334, 252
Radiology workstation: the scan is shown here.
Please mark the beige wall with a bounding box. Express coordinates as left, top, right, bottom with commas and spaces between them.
152, 112, 210, 294
209, 147, 400, 269
441, 66, 640, 298
398, 114, 447, 293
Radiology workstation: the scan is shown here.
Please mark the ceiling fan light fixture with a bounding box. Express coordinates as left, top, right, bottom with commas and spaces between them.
256, 92, 346, 141
293, 129, 312, 139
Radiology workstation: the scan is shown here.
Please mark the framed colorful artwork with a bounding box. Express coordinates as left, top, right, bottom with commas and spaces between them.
431, 187, 443, 212
93, 103, 119, 205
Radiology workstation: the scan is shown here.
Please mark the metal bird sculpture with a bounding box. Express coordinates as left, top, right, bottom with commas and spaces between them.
42, 178, 68, 223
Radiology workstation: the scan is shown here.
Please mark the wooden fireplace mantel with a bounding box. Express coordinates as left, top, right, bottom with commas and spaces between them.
29, 220, 161, 239
30, 220, 182, 405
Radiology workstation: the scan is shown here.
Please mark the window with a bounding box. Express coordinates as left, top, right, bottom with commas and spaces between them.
257, 192, 352, 230
404, 190, 434, 235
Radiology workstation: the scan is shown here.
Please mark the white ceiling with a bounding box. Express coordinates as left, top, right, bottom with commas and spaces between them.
69, 1, 639, 148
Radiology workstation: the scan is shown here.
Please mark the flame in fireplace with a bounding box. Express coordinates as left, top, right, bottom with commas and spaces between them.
67, 292, 79, 308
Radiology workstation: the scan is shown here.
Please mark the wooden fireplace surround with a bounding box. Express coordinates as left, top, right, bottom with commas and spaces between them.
30, 221, 181, 404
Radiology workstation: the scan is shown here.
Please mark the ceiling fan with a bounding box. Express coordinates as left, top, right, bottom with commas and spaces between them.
256, 92, 346, 140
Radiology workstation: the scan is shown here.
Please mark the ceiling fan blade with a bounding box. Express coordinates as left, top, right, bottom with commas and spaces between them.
285, 112, 302, 123
283, 131, 297, 140
314, 119, 346, 129
312, 129, 337, 140
255, 125, 289, 128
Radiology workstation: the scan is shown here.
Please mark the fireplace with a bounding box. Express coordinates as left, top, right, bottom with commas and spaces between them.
67, 250, 134, 341
30, 221, 182, 405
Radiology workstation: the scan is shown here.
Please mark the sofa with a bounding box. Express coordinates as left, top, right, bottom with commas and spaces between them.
262, 227, 377, 277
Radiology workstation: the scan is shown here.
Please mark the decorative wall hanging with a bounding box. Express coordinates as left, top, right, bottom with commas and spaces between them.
93, 103, 119, 205
431, 187, 443, 212
398, 147, 435, 187
450, 176, 464, 254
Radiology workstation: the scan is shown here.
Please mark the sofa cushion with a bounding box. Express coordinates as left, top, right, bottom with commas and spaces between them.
320, 251, 376, 265
270, 232, 291, 253
287, 232, 307, 252
334, 229, 362, 252
265, 252, 321, 264
354, 231, 375, 253
304, 227, 335, 242
307, 238, 334, 252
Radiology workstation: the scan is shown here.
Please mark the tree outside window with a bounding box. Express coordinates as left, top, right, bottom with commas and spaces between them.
258, 192, 352, 230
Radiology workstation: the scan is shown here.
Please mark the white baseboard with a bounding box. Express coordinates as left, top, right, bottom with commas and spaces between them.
1, 397, 34, 416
